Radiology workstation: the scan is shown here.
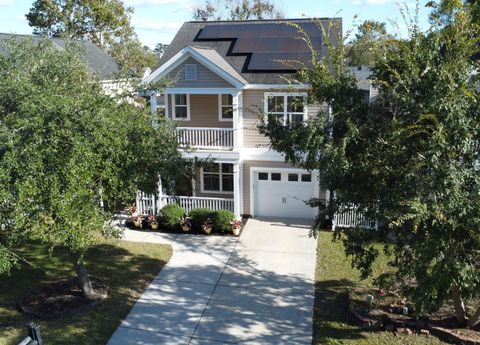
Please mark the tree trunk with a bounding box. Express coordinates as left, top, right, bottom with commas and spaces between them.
72, 252, 96, 300
451, 284, 467, 325
468, 305, 480, 329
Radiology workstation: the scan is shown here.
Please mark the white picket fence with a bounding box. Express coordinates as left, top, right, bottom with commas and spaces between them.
136, 192, 234, 215
333, 203, 377, 230
176, 127, 234, 149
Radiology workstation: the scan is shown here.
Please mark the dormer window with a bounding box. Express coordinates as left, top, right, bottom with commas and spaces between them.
219, 94, 233, 121
185, 64, 197, 80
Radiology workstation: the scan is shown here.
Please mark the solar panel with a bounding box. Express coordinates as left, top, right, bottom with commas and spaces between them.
196, 22, 325, 71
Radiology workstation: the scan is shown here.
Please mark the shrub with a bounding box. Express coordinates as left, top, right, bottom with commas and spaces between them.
159, 203, 185, 229
212, 210, 235, 233
189, 208, 214, 231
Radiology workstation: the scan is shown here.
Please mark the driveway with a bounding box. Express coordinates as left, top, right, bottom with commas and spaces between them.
107, 217, 317, 345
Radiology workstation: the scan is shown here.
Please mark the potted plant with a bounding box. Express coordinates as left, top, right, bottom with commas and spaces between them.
179, 216, 191, 232
147, 214, 158, 230
230, 219, 242, 236
202, 218, 213, 234
133, 216, 142, 228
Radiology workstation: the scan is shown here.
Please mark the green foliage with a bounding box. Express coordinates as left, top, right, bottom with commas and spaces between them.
159, 204, 185, 229
25, 0, 156, 75
212, 210, 235, 233
0, 38, 183, 277
347, 20, 392, 66
189, 208, 214, 231
260, 8, 480, 322
193, 0, 283, 21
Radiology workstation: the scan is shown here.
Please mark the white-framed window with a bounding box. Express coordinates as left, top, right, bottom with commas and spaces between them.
264, 92, 307, 126
185, 64, 197, 81
218, 94, 233, 121
201, 163, 234, 193
172, 94, 190, 121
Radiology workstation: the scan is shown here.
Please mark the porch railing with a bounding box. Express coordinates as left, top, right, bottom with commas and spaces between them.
176, 127, 234, 149
333, 203, 377, 230
136, 192, 234, 215
159, 195, 234, 214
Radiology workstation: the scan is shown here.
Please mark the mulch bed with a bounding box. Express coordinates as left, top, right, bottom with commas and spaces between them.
348, 287, 480, 344
18, 277, 108, 320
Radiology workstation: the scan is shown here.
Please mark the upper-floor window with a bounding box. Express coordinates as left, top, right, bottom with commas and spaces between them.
264, 93, 307, 126
201, 163, 233, 193
219, 94, 233, 121
173, 94, 190, 121
185, 64, 197, 80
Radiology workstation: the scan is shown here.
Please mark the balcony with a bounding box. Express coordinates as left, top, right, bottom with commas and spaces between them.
176, 127, 234, 150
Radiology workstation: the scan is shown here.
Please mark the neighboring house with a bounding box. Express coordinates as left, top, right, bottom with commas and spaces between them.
0, 33, 121, 91
140, 18, 342, 220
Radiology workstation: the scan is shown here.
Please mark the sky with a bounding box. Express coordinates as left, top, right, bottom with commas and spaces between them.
0, 0, 432, 49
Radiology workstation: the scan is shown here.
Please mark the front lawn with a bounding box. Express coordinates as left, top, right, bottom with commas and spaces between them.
313, 231, 447, 345
0, 238, 172, 345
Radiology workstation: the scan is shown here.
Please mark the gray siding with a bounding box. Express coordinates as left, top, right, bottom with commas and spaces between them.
166, 57, 234, 88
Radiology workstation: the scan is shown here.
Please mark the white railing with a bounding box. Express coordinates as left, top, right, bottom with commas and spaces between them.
333, 203, 377, 230
159, 195, 234, 214
176, 127, 234, 149
135, 192, 234, 215
136, 191, 157, 215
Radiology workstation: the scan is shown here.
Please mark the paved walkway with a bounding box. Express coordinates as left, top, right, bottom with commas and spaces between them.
107, 217, 317, 345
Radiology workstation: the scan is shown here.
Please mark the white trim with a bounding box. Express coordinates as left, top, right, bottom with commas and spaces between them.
218, 94, 234, 122
249, 166, 319, 218
165, 92, 170, 118
200, 163, 234, 194
244, 83, 310, 90
240, 147, 285, 161
172, 93, 190, 121
142, 46, 246, 88
165, 88, 240, 95
180, 150, 240, 161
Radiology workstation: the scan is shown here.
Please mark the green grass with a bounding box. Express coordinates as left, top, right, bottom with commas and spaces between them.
313, 231, 447, 345
0, 239, 172, 345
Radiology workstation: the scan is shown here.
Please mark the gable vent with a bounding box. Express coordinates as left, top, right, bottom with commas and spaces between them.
185, 64, 197, 80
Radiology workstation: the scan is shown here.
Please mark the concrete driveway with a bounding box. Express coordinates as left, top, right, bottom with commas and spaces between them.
108, 217, 317, 345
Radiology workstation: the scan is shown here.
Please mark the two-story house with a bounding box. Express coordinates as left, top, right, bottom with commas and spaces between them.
139, 18, 341, 220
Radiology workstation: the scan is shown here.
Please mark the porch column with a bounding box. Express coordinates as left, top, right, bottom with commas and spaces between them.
150, 91, 158, 128
232, 91, 242, 150
233, 163, 241, 219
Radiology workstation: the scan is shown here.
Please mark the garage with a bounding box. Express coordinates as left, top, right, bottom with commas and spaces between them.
252, 169, 318, 219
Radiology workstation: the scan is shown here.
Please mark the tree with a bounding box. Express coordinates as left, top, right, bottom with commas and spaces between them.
193, 0, 283, 21
260, 8, 480, 328
26, 0, 156, 75
0, 38, 183, 299
347, 20, 391, 66
154, 43, 169, 58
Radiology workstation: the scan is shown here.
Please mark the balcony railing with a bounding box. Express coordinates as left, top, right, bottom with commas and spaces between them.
176, 127, 234, 149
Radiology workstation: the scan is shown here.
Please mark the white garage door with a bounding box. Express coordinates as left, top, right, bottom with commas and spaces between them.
253, 170, 317, 219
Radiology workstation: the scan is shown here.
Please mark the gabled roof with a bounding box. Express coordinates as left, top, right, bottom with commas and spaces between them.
143, 45, 247, 87
0, 33, 120, 80
156, 18, 342, 85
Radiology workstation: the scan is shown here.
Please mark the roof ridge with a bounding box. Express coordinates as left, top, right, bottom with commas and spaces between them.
188, 17, 338, 24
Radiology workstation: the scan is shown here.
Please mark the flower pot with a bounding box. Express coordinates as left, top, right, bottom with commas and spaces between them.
151, 222, 158, 230
133, 218, 141, 228
232, 226, 241, 236
181, 225, 190, 232
203, 226, 212, 234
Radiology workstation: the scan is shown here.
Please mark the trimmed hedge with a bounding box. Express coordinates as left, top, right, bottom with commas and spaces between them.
159, 203, 185, 229
212, 210, 235, 233
189, 208, 214, 231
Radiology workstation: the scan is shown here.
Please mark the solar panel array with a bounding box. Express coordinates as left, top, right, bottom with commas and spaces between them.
196, 22, 324, 71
